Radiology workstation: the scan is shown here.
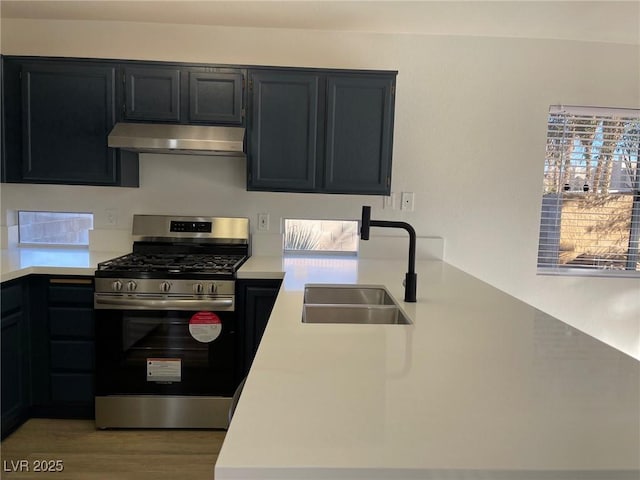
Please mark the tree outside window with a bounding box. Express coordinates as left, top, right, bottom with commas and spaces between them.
283, 219, 359, 255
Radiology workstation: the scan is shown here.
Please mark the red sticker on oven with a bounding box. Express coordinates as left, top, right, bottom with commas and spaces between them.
189, 311, 222, 343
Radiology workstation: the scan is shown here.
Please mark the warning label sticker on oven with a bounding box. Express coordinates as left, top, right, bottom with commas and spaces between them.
147, 358, 181, 383
189, 311, 222, 343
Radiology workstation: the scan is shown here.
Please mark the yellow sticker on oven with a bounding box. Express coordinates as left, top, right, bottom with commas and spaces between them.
189, 311, 222, 343
147, 358, 181, 382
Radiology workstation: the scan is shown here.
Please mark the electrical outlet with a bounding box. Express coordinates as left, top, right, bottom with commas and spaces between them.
401, 192, 415, 212
105, 208, 117, 226
258, 213, 270, 231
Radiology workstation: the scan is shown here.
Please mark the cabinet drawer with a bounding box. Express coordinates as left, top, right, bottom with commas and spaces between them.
49, 308, 94, 338
48, 279, 94, 304
51, 373, 94, 404
50, 341, 95, 371
1, 283, 23, 315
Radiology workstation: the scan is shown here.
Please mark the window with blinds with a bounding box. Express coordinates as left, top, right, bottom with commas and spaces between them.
537, 105, 640, 276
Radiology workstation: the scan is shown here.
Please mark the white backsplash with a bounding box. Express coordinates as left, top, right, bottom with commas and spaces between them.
88, 228, 132, 252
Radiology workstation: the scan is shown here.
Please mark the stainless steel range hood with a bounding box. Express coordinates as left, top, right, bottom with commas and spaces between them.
108, 123, 245, 156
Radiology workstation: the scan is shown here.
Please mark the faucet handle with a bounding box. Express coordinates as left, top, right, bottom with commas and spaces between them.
404, 272, 417, 302
360, 206, 371, 240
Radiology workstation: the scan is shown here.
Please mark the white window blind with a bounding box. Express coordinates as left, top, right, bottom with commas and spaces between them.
537, 105, 640, 276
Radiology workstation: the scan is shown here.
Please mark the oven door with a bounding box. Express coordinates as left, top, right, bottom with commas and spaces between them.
95, 298, 237, 397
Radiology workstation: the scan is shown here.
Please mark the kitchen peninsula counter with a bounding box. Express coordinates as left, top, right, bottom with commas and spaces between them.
1, 250, 638, 479
219, 255, 640, 480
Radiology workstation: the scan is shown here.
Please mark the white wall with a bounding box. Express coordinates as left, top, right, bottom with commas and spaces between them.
1, 18, 639, 359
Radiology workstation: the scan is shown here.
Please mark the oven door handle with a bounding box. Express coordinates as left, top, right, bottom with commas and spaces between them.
94, 295, 234, 311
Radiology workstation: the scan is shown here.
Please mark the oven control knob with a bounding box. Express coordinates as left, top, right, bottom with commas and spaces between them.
193, 283, 204, 294
126, 281, 137, 292
159, 282, 171, 293
209, 283, 218, 294
111, 280, 123, 292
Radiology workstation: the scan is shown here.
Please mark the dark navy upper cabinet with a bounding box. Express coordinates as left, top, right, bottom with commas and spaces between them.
123, 65, 244, 125
324, 75, 394, 194
189, 71, 244, 124
2, 56, 394, 192
247, 71, 320, 191
247, 69, 396, 195
124, 66, 182, 122
1, 57, 139, 187
22, 62, 117, 184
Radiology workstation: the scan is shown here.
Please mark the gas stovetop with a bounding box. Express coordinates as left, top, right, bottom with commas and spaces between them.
95, 214, 250, 280
96, 253, 247, 278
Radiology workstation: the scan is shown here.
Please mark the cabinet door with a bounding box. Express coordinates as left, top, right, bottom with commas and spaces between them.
239, 281, 281, 377
21, 62, 118, 185
189, 71, 244, 124
1, 281, 29, 439
247, 71, 320, 191
124, 66, 181, 122
324, 75, 395, 194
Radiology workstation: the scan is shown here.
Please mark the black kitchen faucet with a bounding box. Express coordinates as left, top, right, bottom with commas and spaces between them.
360, 206, 417, 302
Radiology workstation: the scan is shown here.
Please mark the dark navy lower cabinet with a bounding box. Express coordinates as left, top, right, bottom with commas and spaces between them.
30, 276, 96, 419
1, 279, 30, 439
247, 69, 396, 195
237, 279, 282, 378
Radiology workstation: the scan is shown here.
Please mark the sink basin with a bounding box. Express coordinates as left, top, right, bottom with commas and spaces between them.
302, 284, 411, 325
302, 304, 411, 324
304, 284, 396, 305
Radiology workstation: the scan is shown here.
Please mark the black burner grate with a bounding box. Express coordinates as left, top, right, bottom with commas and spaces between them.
97, 253, 246, 274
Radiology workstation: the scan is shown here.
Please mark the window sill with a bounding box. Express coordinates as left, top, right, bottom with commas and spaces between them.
537, 267, 640, 279
18, 243, 90, 250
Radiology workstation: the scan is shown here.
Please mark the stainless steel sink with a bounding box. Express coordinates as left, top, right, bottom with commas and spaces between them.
303, 304, 411, 324
304, 285, 396, 305
302, 284, 411, 325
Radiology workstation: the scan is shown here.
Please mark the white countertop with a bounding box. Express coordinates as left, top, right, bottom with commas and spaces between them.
218, 256, 640, 480
2, 250, 638, 479
1, 247, 128, 282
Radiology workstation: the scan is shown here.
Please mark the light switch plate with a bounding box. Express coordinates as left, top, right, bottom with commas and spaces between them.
105, 208, 118, 226
258, 213, 270, 231
383, 193, 395, 210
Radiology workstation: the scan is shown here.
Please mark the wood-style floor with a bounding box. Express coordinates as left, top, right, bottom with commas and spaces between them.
1, 419, 226, 480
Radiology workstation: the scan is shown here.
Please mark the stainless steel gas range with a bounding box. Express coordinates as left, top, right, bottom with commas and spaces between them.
93, 215, 249, 429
